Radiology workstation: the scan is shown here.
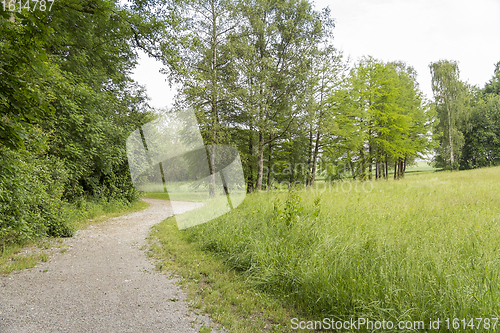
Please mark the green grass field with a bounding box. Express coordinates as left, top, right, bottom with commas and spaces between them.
157, 166, 500, 332
405, 160, 437, 174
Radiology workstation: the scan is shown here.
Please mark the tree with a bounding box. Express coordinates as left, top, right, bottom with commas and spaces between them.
460, 94, 500, 169
429, 60, 471, 170
460, 63, 500, 169
326, 58, 431, 180
231, 0, 332, 191
172, 0, 239, 196
303, 46, 345, 186
0, 1, 57, 149
390, 61, 435, 179
484, 61, 500, 95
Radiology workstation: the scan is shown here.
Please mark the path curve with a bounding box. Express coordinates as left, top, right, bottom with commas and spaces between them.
0, 198, 215, 333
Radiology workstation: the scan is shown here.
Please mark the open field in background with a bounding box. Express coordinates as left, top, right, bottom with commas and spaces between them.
405, 160, 437, 174
141, 182, 243, 202
151, 166, 500, 332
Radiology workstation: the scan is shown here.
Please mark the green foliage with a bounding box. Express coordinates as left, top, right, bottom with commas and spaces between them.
327, 57, 432, 179
273, 191, 304, 226
0, 0, 184, 245
0, 2, 57, 150
460, 90, 500, 169
35, 0, 155, 202
0, 138, 71, 246
430, 60, 472, 170
484, 61, 500, 95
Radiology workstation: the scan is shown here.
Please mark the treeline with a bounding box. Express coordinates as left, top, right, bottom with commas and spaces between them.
0, 0, 180, 245
165, 0, 500, 188
431, 60, 500, 170
166, 0, 434, 189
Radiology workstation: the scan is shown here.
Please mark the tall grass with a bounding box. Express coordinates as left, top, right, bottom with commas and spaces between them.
182, 167, 500, 330
66, 197, 146, 230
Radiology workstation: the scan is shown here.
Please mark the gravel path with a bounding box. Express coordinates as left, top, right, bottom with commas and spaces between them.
0, 198, 217, 333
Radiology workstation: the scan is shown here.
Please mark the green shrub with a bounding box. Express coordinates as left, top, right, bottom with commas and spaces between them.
0, 143, 72, 246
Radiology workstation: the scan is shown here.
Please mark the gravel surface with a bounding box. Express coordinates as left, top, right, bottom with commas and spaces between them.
0, 198, 218, 333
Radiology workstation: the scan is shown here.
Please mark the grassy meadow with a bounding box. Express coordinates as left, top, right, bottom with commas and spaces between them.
151, 166, 500, 331
405, 160, 437, 175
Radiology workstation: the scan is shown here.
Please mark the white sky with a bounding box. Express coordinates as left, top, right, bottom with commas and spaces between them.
132, 0, 500, 108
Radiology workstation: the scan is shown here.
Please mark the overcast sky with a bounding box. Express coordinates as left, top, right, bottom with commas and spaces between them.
132, 0, 500, 108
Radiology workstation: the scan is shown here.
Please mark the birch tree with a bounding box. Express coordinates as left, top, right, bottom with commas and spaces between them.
429, 60, 471, 170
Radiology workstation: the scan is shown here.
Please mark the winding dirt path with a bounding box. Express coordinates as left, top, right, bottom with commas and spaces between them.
0, 198, 216, 332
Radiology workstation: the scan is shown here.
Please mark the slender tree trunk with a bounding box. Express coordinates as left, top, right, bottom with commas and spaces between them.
398, 158, 404, 179
208, 148, 216, 196
402, 156, 406, 178
360, 150, 366, 180
394, 161, 398, 180
207, 1, 218, 197
448, 105, 454, 168
385, 155, 388, 179
310, 71, 326, 187
306, 123, 313, 186
310, 131, 321, 187
368, 137, 373, 180
208, 105, 217, 196
397, 159, 400, 178
247, 129, 254, 193
255, 131, 265, 191
266, 141, 272, 189
254, 24, 267, 191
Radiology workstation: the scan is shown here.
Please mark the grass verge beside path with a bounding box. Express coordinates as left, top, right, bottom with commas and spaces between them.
147, 216, 307, 333
0, 198, 149, 276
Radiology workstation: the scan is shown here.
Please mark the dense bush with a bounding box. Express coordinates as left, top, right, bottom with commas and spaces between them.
0, 142, 72, 247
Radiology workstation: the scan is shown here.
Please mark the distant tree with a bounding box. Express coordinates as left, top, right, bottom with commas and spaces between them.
429, 60, 471, 170
326, 58, 432, 180
390, 61, 435, 179
171, 0, 240, 196
303, 46, 345, 186
460, 94, 500, 169
460, 62, 500, 169
484, 61, 500, 95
